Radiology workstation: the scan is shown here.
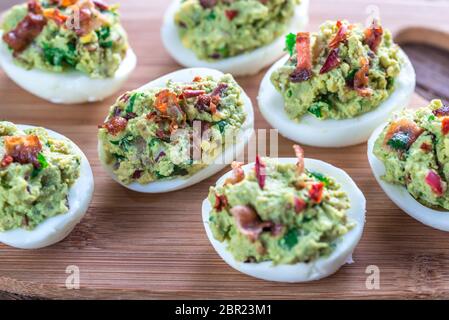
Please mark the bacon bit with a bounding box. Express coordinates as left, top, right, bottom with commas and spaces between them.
210, 101, 218, 114
210, 83, 229, 98
60, 0, 78, 7
225, 9, 239, 21
309, 183, 324, 204
28, 0, 43, 14
199, 0, 217, 9
432, 105, 449, 117
270, 224, 284, 237
420, 143, 432, 153
329, 21, 348, 49
99, 116, 128, 135
383, 119, 423, 151
255, 155, 266, 189
230, 205, 274, 242
442, 118, 449, 135
93, 0, 109, 11
73, 1, 108, 36
214, 193, 228, 212
2, 12, 47, 53
182, 90, 206, 99
364, 20, 384, 53
0, 155, 13, 168
4, 135, 42, 168
225, 161, 245, 185
320, 48, 341, 74
354, 57, 373, 97
43, 8, 68, 25
290, 32, 312, 83
193, 76, 202, 82
155, 89, 179, 114
132, 170, 143, 180
294, 197, 306, 214
293, 144, 305, 174
425, 171, 445, 196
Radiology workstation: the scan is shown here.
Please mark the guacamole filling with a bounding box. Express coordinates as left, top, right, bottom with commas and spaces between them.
98, 74, 247, 185
208, 146, 353, 265
374, 100, 449, 210
1, 0, 128, 78
271, 20, 401, 121
0, 122, 81, 231
175, 0, 301, 60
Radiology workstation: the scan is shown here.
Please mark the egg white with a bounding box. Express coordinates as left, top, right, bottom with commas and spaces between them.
0, 125, 94, 249
98, 67, 255, 193
161, 0, 309, 77
257, 49, 416, 147
0, 30, 137, 104
368, 123, 449, 232
202, 158, 366, 283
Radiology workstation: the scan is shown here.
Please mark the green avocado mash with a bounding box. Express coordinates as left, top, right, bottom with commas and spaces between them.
271, 20, 401, 121
98, 74, 247, 185
374, 100, 449, 209
0, 122, 81, 231
208, 155, 354, 265
175, 0, 301, 60
1, 0, 129, 78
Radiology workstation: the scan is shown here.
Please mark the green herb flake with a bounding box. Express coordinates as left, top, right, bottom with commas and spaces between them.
280, 229, 299, 250
216, 120, 228, 134
126, 93, 139, 113
284, 33, 296, 56
309, 171, 330, 187
308, 103, 323, 118
387, 132, 410, 151
31, 153, 49, 178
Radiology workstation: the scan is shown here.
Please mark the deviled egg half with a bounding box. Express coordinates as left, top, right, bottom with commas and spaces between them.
161, 0, 309, 76
0, 122, 94, 249
0, 0, 137, 104
98, 68, 254, 193
368, 100, 449, 232
202, 145, 366, 282
258, 19, 416, 147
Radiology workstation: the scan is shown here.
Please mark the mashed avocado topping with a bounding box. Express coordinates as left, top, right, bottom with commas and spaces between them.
271, 20, 401, 121
374, 100, 449, 210
208, 146, 353, 265
0, 122, 81, 231
175, 0, 301, 60
1, 0, 128, 78
98, 74, 247, 185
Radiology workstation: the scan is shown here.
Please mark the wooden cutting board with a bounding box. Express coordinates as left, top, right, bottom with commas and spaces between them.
1, 0, 449, 299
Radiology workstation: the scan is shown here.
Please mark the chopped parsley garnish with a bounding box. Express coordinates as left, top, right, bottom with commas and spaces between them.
126, 93, 139, 113
42, 43, 77, 67
284, 33, 296, 56
280, 229, 299, 250
308, 102, 326, 118
309, 171, 330, 187
387, 132, 410, 151
31, 153, 49, 178
110, 135, 134, 152
96, 26, 112, 48
216, 120, 228, 134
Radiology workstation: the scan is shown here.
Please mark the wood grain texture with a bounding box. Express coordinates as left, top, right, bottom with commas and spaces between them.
0, 0, 449, 300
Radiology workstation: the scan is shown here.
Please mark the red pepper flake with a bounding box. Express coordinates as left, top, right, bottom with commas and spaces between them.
214, 193, 228, 212
329, 21, 348, 49
294, 197, 306, 214
0, 155, 13, 168
99, 116, 128, 136
442, 118, 449, 135
420, 143, 432, 153
255, 155, 266, 189
290, 32, 312, 83
320, 48, 341, 74
309, 183, 324, 204
364, 20, 384, 53
225, 9, 239, 21
425, 171, 444, 196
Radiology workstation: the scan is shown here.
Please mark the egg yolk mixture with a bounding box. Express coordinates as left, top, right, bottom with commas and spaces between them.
98, 74, 247, 185
1, 0, 129, 78
208, 147, 354, 265
271, 20, 401, 121
374, 100, 449, 210
175, 0, 301, 60
0, 122, 81, 231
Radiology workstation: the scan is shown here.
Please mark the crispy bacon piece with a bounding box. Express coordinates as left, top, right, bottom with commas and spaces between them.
383, 119, 423, 151
294, 196, 306, 214
290, 32, 312, 83
420, 143, 432, 153
255, 155, 266, 189
0, 155, 13, 168
364, 20, 384, 53
230, 205, 274, 242
225, 9, 238, 21
329, 21, 348, 49
43, 8, 68, 25
4, 135, 42, 168
293, 144, 304, 174
320, 48, 341, 74
210, 83, 229, 98
432, 105, 449, 117
442, 118, 449, 135
99, 116, 128, 135
425, 171, 445, 196
73, 0, 108, 36
193, 76, 202, 82
182, 90, 206, 99
309, 182, 324, 204
199, 0, 217, 9
225, 161, 245, 185
155, 89, 179, 114
93, 0, 109, 11
354, 57, 373, 97
214, 193, 228, 212
60, 0, 78, 7
2, 11, 47, 53
28, 0, 43, 14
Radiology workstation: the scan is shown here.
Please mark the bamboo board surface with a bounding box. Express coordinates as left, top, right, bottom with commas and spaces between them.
0, 0, 449, 299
